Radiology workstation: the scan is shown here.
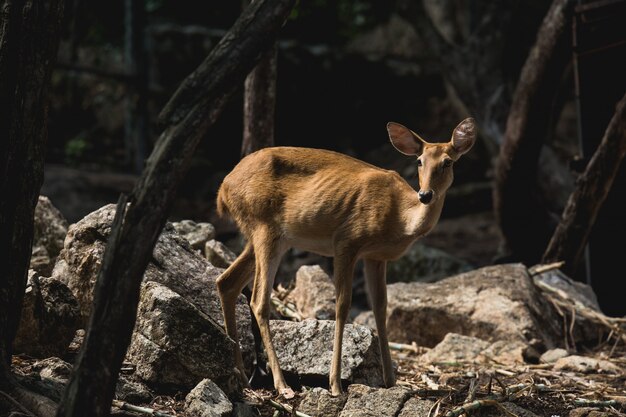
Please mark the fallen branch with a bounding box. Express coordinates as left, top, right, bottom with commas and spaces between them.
270, 292, 302, 321
573, 398, 619, 407
444, 399, 517, 417
111, 400, 175, 417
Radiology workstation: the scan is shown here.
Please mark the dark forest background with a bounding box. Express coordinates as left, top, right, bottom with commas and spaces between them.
38, 0, 626, 316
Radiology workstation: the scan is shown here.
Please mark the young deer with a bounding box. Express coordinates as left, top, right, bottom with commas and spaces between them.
216, 118, 476, 398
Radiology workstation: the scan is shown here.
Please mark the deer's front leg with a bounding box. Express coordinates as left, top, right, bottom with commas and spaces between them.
330, 250, 357, 396
364, 258, 395, 387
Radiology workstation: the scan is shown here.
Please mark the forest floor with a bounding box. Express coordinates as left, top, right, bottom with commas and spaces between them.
105, 339, 625, 417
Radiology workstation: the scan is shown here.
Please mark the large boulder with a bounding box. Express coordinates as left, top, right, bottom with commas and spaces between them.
384, 264, 564, 348
127, 281, 242, 394
13, 270, 80, 358
270, 319, 384, 387
31, 196, 69, 276
52, 204, 254, 392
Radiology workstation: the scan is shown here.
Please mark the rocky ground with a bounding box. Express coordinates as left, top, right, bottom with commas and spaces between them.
3, 197, 625, 417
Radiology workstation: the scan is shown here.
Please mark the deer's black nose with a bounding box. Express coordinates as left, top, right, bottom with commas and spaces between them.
418, 190, 433, 204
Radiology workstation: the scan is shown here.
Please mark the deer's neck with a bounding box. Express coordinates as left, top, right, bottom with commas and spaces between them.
404, 194, 446, 238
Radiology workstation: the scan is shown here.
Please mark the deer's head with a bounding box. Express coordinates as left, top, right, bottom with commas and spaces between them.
387, 118, 476, 205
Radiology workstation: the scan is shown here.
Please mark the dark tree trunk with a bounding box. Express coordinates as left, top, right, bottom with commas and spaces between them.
241, 42, 277, 156
0, 0, 64, 378
543, 92, 626, 274
493, 0, 575, 265
55, 1, 295, 416
124, 0, 149, 174
0, 0, 65, 415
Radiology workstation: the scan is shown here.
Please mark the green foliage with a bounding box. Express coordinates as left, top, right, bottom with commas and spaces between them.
64, 133, 91, 166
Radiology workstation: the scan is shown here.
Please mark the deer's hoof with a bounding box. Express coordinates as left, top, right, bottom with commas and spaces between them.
279, 387, 295, 399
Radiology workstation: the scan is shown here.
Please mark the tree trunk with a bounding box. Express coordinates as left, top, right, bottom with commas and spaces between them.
241, 42, 277, 156
124, 0, 149, 174
55, 1, 294, 416
0, 0, 64, 378
0, 0, 65, 415
543, 92, 626, 274
493, 0, 575, 265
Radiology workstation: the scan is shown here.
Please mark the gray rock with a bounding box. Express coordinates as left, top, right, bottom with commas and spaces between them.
270, 319, 384, 387
385, 264, 564, 348
116, 375, 153, 403
32, 357, 73, 382
172, 220, 216, 251
29, 356, 152, 403
52, 204, 255, 393
289, 265, 336, 320
398, 397, 436, 417
13, 271, 80, 358
339, 384, 412, 417
205, 239, 237, 268
387, 243, 474, 283
298, 387, 347, 417
31, 196, 69, 276
553, 355, 621, 374
127, 281, 241, 394
540, 348, 570, 364
418, 333, 490, 364
184, 379, 233, 417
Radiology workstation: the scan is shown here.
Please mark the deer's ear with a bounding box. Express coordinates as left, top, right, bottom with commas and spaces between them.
451, 118, 476, 155
387, 122, 425, 156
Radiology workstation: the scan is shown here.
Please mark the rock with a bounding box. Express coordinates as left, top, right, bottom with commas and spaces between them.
172, 220, 215, 251
353, 311, 376, 332
52, 204, 254, 392
540, 348, 570, 364
184, 379, 233, 417
553, 355, 622, 374
32, 357, 73, 382
418, 333, 489, 364
29, 356, 151, 403
339, 384, 412, 417
385, 264, 564, 348
205, 239, 237, 268
270, 319, 384, 387
232, 402, 260, 417
116, 375, 153, 403
387, 243, 474, 283
298, 387, 347, 417
31, 196, 69, 276
289, 265, 336, 320
13, 271, 80, 358
398, 397, 436, 417
127, 281, 241, 394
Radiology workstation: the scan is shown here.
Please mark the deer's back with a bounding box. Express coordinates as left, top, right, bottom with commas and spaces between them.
217, 146, 412, 242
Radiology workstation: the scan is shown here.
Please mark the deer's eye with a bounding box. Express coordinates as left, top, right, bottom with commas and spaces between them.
443, 159, 453, 168
417, 158, 423, 167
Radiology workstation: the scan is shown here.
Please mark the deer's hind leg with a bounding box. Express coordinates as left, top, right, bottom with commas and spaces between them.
217, 242, 255, 385
248, 225, 293, 398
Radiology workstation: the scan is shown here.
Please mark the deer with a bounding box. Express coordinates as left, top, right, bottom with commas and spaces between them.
215, 118, 476, 398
